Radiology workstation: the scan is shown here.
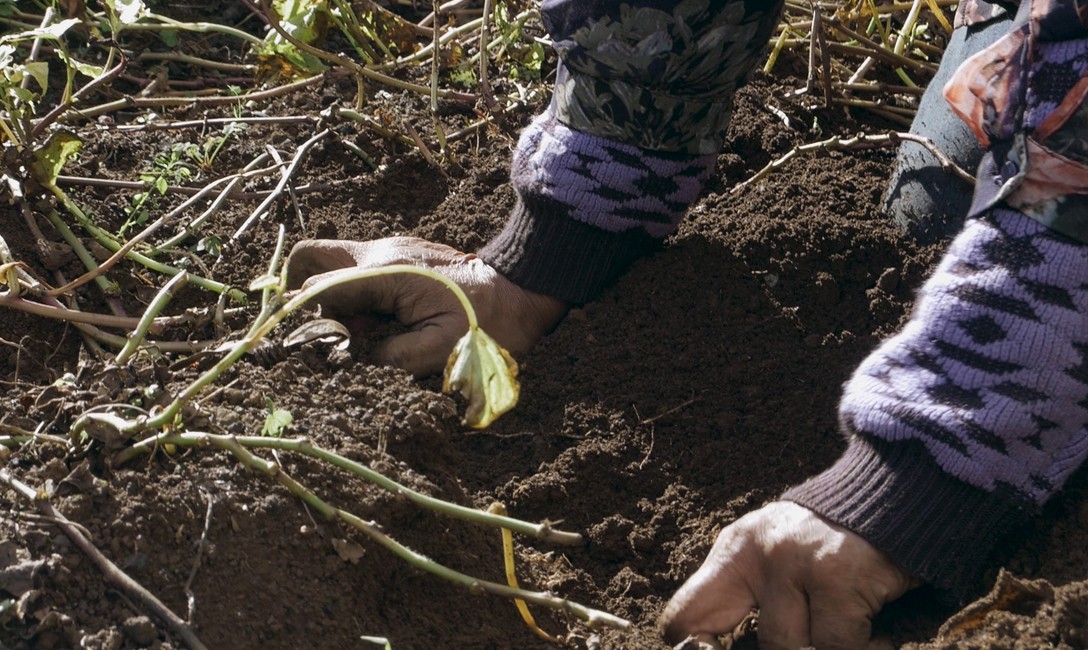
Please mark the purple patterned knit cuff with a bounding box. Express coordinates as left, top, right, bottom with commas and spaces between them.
783, 435, 1032, 598
477, 192, 662, 304
478, 109, 717, 303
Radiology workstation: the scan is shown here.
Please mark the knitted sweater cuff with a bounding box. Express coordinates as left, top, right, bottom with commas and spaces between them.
477, 192, 660, 304
782, 435, 1033, 598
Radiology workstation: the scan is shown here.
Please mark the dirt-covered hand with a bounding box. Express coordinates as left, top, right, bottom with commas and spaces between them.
285, 237, 568, 377
660, 501, 917, 650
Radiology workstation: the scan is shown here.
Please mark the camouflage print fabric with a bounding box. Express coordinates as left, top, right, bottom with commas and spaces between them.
944, 0, 1088, 242
544, 0, 784, 154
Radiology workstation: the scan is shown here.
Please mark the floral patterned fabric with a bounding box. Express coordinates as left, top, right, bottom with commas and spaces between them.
945, 0, 1088, 241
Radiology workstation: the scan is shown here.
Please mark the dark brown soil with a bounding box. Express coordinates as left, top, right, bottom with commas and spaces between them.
2, 16, 1087, 650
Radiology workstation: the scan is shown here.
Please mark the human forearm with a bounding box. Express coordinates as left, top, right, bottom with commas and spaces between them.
478, 0, 784, 304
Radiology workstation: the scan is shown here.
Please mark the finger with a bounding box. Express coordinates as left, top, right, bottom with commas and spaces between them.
285, 240, 364, 289
670, 632, 726, 650
296, 268, 400, 317
757, 581, 809, 650
659, 551, 755, 645
372, 323, 462, 378
808, 592, 872, 650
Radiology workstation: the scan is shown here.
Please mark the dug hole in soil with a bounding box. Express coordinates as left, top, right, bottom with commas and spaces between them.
2, 41, 1088, 650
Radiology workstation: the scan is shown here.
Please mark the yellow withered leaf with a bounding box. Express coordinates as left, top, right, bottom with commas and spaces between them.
31, 131, 83, 186
443, 327, 519, 429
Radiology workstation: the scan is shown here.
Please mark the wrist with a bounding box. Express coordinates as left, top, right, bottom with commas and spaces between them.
782, 435, 1034, 599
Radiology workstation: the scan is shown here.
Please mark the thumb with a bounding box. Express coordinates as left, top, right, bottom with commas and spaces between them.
660, 548, 756, 646
285, 239, 366, 290
295, 267, 402, 317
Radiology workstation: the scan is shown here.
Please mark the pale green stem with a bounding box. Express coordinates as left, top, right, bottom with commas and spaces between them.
764, 17, 793, 74
890, 0, 924, 87
1, 435, 68, 447
0, 117, 21, 148
261, 224, 287, 312
336, 508, 628, 631
1, 291, 157, 331
117, 431, 579, 544
209, 438, 624, 629
46, 185, 246, 300
43, 209, 122, 296
49, 168, 248, 295
72, 265, 477, 438
115, 271, 189, 364
122, 16, 264, 46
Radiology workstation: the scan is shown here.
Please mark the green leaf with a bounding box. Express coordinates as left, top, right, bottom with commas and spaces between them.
257, 0, 329, 75
0, 17, 82, 44
197, 235, 222, 257
57, 51, 106, 80
273, 0, 325, 43
442, 327, 519, 429
31, 131, 83, 185
106, 0, 147, 25
159, 29, 178, 47
262, 400, 294, 437
248, 273, 279, 292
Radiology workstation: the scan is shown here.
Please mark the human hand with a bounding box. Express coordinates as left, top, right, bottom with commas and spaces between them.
660, 501, 917, 650
285, 237, 568, 377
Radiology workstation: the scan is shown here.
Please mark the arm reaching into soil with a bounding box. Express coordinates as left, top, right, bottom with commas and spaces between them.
664, 1, 1088, 646
286, 0, 782, 374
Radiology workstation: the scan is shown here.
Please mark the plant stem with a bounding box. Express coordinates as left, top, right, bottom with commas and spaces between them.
75, 264, 480, 449
150, 153, 274, 254
372, 16, 485, 70
47, 185, 245, 300
137, 51, 256, 73
122, 15, 264, 46
0, 469, 209, 650
207, 438, 625, 629
261, 224, 287, 311
230, 129, 331, 241
0, 292, 165, 332
257, 0, 475, 102
68, 75, 324, 122
45, 168, 246, 295
732, 131, 974, 194
110, 115, 320, 132
43, 209, 122, 297
336, 108, 417, 146
115, 272, 189, 364
118, 431, 580, 543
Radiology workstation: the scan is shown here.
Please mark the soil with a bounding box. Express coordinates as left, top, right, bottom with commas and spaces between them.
2, 8, 1087, 650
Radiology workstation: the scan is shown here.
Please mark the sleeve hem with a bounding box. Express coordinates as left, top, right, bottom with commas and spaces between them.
782, 435, 1034, 598
477, 193, 661, 304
